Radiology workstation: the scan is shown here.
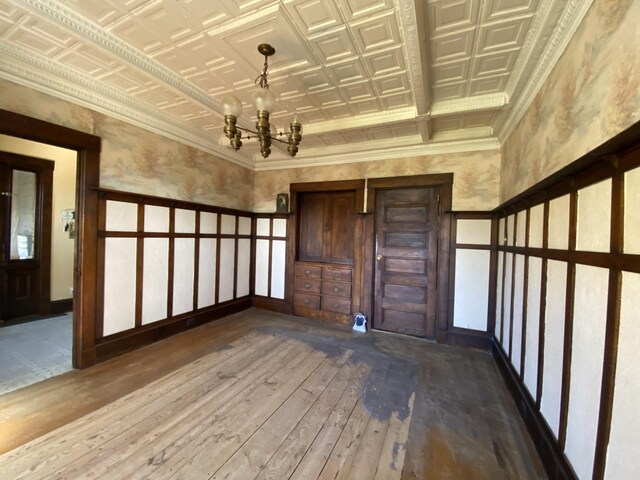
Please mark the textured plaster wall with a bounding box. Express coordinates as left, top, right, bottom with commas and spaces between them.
0, 78, 254, 211
501, 0, 640, 202
254, 150, 501, 212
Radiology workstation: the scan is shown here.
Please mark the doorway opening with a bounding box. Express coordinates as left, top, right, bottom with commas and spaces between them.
0, 109, 101, 371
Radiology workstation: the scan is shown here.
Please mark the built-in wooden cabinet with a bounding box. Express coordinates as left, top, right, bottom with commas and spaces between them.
291, 185, 361, 323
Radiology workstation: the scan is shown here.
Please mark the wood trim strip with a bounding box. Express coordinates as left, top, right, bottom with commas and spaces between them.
536, 200, 550, 409
167, 208, 175, 318
193, 210, 201, 311
495, 247, 640, 273
519, 208, 531, 380
508, 217, 517, 358
592, 167, 624, 480
558, 191, 578, 449
215, 213, 221, 306
135, 203, 144, 328
95, 196, 107, 340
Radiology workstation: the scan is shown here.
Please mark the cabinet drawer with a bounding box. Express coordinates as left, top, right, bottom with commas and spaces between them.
295, 277, 321, 294
294, 292, 320, 309
321, 296, 351, 314
321, 281, 351, 299
322, 266, 352, 283
295, 264, 322, 278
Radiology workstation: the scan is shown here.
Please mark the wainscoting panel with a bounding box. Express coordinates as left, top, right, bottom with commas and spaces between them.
452, 249, 490, 331
142, 238, 169, 324
237, 238, 251, 298
219, 239, 235, 303
173, 238, 195, 316
253, 215, 288, 304
271, 240, 286, 300
197, 238, 216, 309
103, 238, 136, 336
255, 239, 270, 297
492, 126, 640, 480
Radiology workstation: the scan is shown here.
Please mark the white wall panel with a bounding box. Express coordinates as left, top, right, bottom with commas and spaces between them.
221, 214, 236, 234
506, 215, 515, 245
238, 216, 251, 235
495, 251, 504, 340
173, 238, 195, 315
456, 219, 491, 245
577, 180, 611, 253
604, 272, 640, 480
516, 210, 526, 247
565, 265, 608, 480
453, 249, 490, 331
219, 238, 235, 302
200, 212, 217, 234
105, 200, 137, 231
499, 217, 506, 245
255, 239, 270, 297
256, 218, 270, 236
624, 167, 640, 254
511, 254, 525, 373
103, 238, 136, 336
236, 238, 251, 297
175, 208, 195, 233
142, 238, 168, 325
273, 218, 287, 237
540, 260, 567, 438
529, 204, 544, 248
524, 256, 542, 398
502, 253, 513, 351
548, 195, 570, 250
271, 240, 286, 300
197, 238, 216, 308
144, 205, 170, 232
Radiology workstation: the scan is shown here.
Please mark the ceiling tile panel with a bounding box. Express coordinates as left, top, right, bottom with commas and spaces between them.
340, 81, 375, 101
482, 0, 539, 21
285, 0, 343, 35
374, 73, 409, 95
309, 28, 355, 63
351, 11, 400, 52
61, 0, 131, 28
433, 116, 463, 131
472, 50, 518, 77
460, 111, 496, 128
352, 98, 381, 115
428, 0, 479, 34
325, 104, 352, 119
326, 57, 368, 85
312, 88, 345, 106
432, 81, 467, 100
468, 75, 509, 95
379, 92, 413, 110
336, 0, 394, 22
8, 27, 66, 57
55, 45, 118, 76
292, 66, 333, 91
432, 59, 470, 85
431, 28, 475, 63
363, 47, 405, 76
477, 17, 531, 53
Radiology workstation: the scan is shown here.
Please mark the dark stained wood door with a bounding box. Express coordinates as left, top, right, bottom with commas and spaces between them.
0, 153, 54, 321
374, 187, 440, 338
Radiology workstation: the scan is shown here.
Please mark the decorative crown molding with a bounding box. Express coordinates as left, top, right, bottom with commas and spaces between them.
498, 0, 595, 143
430, 93, 509, 118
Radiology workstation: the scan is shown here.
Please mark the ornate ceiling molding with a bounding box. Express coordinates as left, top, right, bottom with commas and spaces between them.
254, 136, 500, 171
10, 0, 224, 112
302, 106, 416, 135
0, 39, 253, 169
498, 0, 595, 142
430, 93, 509, 118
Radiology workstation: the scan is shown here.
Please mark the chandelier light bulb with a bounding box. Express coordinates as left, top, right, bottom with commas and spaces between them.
252, 88, 276, 113
222, 94, 243, 117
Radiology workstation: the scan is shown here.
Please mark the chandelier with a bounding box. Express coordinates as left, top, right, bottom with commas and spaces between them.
222, 44, 302, 159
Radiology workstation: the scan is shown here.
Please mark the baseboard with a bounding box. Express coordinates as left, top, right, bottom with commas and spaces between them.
50, 299, 73, 314
252, 297, 293, 314
492, 339, 577, 480
95, 298, 252, 362
445, 329, 492, 350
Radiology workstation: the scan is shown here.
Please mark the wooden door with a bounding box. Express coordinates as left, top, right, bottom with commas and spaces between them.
0, 153, 54, 320
374, 186, 440, 338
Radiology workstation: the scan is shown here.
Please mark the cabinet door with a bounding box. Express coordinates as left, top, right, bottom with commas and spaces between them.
325, 192, 355, 264
298, 192, 325, 262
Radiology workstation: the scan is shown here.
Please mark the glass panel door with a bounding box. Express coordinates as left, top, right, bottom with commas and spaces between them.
9, 170, 37, 260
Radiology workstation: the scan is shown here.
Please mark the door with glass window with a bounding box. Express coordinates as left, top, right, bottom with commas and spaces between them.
0, 153, 54, 320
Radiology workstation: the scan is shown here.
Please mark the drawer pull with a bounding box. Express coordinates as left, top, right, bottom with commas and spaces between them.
333, 303, 339, 308
334, 274, 340, 280
333, 287, 339, 293
304, 299, 310, 304
304, 283, 311, 289
305, 269, 311, 275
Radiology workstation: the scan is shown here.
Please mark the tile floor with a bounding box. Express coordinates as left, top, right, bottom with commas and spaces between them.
0, 313, 73, 395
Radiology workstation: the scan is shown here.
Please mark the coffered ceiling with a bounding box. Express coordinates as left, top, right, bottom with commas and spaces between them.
0, 0, 592, 170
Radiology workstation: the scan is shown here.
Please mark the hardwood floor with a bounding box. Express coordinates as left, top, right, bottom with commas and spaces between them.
0, 308, 546, 479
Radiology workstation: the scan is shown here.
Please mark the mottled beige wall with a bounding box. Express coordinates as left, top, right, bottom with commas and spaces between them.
0, 79, 254, 211
501, 0, 640, 202
254, 150, 501, 212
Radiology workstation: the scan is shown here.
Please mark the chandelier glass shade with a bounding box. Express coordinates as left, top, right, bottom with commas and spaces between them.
222, 44, 302, 159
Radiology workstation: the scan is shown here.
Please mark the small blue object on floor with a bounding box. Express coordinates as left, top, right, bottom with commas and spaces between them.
352, 313, 367, 333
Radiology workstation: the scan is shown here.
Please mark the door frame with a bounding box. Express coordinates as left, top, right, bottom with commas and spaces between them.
364, 174, 453, 343
0, 109, 101, 368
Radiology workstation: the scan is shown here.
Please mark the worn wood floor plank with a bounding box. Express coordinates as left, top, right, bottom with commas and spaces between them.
0, 308, 547, 480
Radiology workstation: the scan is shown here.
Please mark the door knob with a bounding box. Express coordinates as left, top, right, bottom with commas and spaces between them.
377, 254, 383, 261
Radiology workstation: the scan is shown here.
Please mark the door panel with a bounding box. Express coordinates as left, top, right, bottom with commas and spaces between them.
0, 154, 54, 320
374, 186, 439, 338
